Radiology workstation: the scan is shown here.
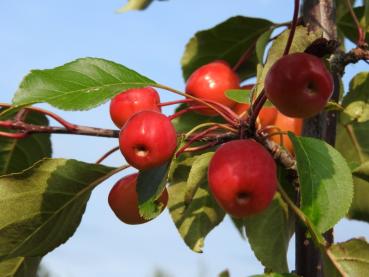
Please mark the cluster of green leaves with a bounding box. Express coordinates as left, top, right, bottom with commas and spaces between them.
1, 1, 369, 276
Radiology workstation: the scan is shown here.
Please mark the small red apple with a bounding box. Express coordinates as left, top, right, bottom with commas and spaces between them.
108, 173, 168, 224
208, 139, 277, 218
119, 110, 177, 170
110, 87, 161, 128
185, 60, 240, 115
265, 52, 333, 118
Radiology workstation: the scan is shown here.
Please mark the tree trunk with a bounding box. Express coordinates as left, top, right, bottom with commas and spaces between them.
295, 1, 337, 276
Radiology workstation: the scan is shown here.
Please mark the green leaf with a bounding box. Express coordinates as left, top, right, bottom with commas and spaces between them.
326, 238, 369, 276
338, 7, 369, 44
336, 120, 369, 222
12, 58, 155, 111
0, 158, 116, 260
218, 270, 230, 277
324, 101, 344, 112
184, 152, 214, 205
137, 162, 170, 220
171, 104, 225, 133
181, 16, 273, 81
353, 161, 369, 182
244, 194, 293, 273
0, 257, 41, 277
365, 1, 369, 30
0, 112, 52, 175
249, 273, 299, 277
336, 0, 356, 20
256, 29, 273, 64
341, 72, 369, 125
225, 89, 252, 104
117, 0, 153, 13
255, 26, 322, 96
290, 133, 353, 233
168, 156, 225, 252
230, 217, 246, 239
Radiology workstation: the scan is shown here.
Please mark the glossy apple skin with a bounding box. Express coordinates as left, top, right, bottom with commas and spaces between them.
208, 139, 277, 218
265, 53, 333, 118
269, 112, 303, 154
119, 111, 177, 170
185, 60, 240, 115
110, 87, 161, 128
108, 173, 168, 225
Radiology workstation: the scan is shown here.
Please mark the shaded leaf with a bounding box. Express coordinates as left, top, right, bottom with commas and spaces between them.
0, 158, 116, 260
336, 116, 369, 222
0, 257, 41, 277
249, 273, 299, 277
218, 269, 230, 277
326, 238, 369, 276
181, 16, 273, 81
168, 156, 225, 252
290, 133, 353, 233
341, 72, 369, 125
324, 101, 344, 112
245, 194, 292, 273
137, 162, 170, 220
338, 7, 369, 44
117, 0, 153, 13
12, 58, 155, 111
256, 29, 273, 63
0, 112, 52, 175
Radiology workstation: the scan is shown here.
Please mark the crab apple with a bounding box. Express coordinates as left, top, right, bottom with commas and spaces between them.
208, 139, 277, 218
110, 87, 161, 128
119, 110, 177, 170
108, 173, 168, 225
269, 112, 303, 154
185, 60, 240, 115
264, 52, 333, 118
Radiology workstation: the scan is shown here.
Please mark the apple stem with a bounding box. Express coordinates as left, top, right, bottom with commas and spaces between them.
232, 42, 256, 72
345, 0, 366, 47
168, 105, 209, 120
176, 125, 220, 157
283, 0, 300, 56
96, 146, 121, 164
181, 141, 218, 153
158, 98, 193, 107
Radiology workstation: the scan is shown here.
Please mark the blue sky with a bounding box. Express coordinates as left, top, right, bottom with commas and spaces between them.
1, 1, 369, 276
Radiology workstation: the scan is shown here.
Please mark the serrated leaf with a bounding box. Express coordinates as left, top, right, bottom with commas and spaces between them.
290, 133, 353, 233
326, 238, 369, 276
0, 112, 52, 175
341, 72, 369, 124
336, 121, 369, 222
244, 194, 292, 273
338, 7, 369, 44
0, 158, 116, 260
12, 58, 155, 111
137, 162, 170, 220
255, 26, 322, 96
181, 16, 273, 81
117, 0, 153, 13
168, 156, 225, 252
184, 152, 214, 205
0, 257, 41, 277
171, 104, 225, 133
256, 29, 273, 63
225, 89, 252, 104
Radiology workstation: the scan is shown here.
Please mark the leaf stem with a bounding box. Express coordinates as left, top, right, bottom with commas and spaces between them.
278, 183, 326, 249
345, 0, 366, 46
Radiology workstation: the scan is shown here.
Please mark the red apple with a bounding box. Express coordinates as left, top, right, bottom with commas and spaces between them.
119, 111, 177, 170
208, 139, 277, 218
265, 52, 333, 118
185, 60, 240, 115
110, 87, 161, 128
108, 173, 168, 224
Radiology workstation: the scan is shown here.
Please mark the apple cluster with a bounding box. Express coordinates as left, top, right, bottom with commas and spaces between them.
107, 52, 333, 223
